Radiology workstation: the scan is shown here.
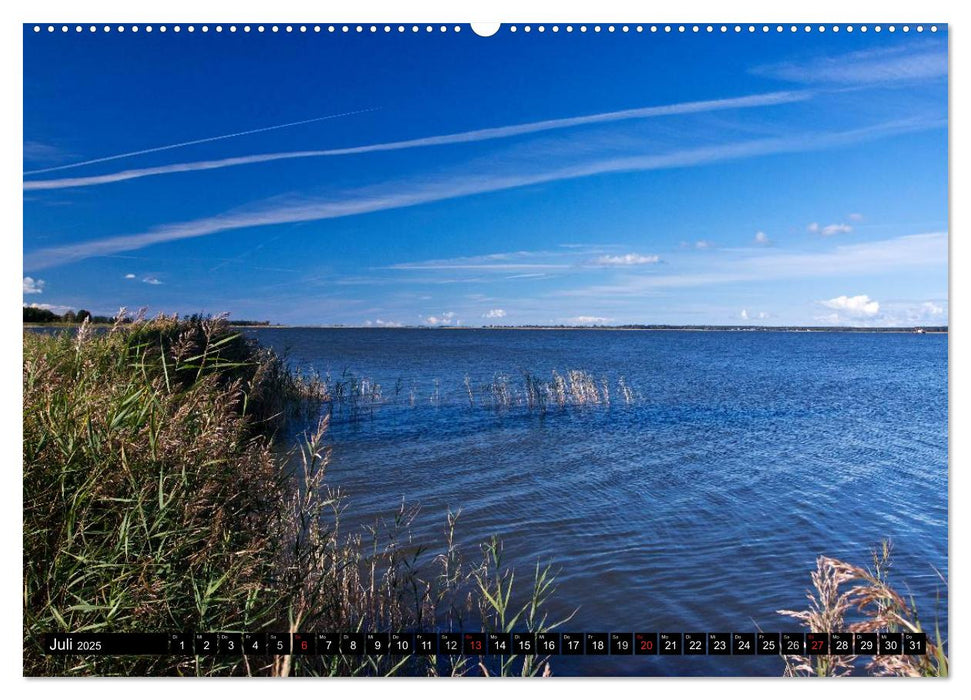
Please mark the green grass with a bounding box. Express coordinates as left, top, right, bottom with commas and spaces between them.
23, 315, 566, 677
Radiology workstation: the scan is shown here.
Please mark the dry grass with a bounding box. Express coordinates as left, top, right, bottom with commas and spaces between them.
778, 541, 947, 677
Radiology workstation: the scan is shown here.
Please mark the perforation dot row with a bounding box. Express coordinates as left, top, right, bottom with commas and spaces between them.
31, 24, 941, 35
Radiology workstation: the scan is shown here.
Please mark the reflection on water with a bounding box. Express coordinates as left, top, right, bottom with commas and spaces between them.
247, 328, 947, 677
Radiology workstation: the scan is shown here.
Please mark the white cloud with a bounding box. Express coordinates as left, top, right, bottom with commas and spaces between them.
568, 315, 611, 325
753, 231, 770, 245
694, 240, 713, 249
740, 309, 749, 320
820, 223, 853, 236
142, 276, 162, 285
807, 222, 819, 233
23, 90, 812, 190
364, 319, 403, 328
25, 301, 72, 314
820, 294, 880, 317
921, 301, 944, 316
758, 311, 769, 320
124, 273, 136, 279
23, 276, 45, 294
483, 308, 506, 319
592, 253, 660, 266
848, 213, 864, 222
25, 118, 942, 271
425, 311, 457, 326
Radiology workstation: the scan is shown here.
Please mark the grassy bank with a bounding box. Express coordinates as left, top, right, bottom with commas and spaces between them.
23, 316, 564, 676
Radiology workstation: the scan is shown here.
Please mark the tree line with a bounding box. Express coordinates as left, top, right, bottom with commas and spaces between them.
23, 307, 115, 324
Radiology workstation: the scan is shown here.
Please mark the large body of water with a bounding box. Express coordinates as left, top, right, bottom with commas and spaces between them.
246, 328, 947, 676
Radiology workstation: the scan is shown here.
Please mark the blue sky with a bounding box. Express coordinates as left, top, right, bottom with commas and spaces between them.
23, 25, 948, 326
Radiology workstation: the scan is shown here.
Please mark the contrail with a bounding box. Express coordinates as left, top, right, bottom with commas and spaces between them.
22, 108, 379, 176
23, 91, 811, 190
24, 117, 940, 272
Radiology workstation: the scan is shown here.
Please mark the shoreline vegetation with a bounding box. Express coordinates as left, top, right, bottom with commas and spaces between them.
23, 314, 947, 677
24, 314, 568, 677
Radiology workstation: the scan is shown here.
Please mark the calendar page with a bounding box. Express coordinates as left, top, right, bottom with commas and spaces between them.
22, 18, 948, 678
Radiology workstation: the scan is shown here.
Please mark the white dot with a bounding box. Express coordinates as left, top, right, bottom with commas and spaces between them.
720, 26, 727, 33
678, 25, 684, 33
889, 26, 896, 32
75, 26, 82, 33
117, 26, 124, 33
833, 25, 839, 32
61, 25, 68, 32
567, 26, 573, 32
917, 25, 924, 33
707, 25, 713, 32
511, 26, 517, 33
903, 25, 910, 32
931, 25, 938, 32
455, 26, 461, 32
621, 26, 628, 33
636, 26, 643, 33
861, 26, 868, 32
525, 25, 531, 33
692, 26, 699, 33
553, 26, 560, 32
384, 26, 390, 33
847, 26, 854, 33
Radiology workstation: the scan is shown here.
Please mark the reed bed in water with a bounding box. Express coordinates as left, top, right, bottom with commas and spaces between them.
320, 368, 637, 416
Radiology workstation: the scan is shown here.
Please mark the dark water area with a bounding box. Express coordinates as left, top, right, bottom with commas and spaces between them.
242, 328, 947, 676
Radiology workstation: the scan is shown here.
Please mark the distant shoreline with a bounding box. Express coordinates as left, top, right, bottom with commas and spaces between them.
23, 323, 948, 334
235, 325, 949, 334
